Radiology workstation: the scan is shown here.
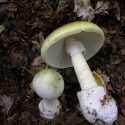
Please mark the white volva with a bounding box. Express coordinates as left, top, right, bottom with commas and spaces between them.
77, 86, 118, 125
38, 99, 60, 119
65, 37, 118, 125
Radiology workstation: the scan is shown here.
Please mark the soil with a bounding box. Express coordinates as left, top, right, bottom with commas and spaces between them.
0, 0, 125, 125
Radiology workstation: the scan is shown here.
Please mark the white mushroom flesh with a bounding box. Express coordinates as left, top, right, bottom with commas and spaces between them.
39, 99, 60, 119
77, 86, 118, 125
65, 37, 97, 90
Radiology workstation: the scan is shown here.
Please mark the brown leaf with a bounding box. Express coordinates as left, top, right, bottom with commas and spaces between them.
0, 0, 8, 3
56, 0, 69, 13
95, 1, 110, 14
116, 115, 125, 125
19, 111, 32, 125
114, 1, 120, 21
106, 84, 115, 93
122, 84, 125, 91
0, 25, 5, 33
5, 3, 17, 12
2, 95, 13, 110
0, 95, 13, 115
95, 0, 120, 20
121, 49, 125, 56
74, 0, 94, 21
35, 0, 42, 8
66, 112, 82, 125
31, 56, 44, 67
10, 51, 24, 67
110, 55, 121, 65
30, 55, 46, 74
5, 113, 18, 125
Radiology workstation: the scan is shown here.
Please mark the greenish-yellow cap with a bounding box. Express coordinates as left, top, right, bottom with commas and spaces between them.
41, 21, 105, 68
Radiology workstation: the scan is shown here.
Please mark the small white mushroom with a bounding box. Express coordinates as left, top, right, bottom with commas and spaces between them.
41, 21, 118, 124
32, 69, 64, 119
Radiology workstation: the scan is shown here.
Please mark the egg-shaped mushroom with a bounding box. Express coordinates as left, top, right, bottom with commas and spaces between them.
32, 69, 64, 119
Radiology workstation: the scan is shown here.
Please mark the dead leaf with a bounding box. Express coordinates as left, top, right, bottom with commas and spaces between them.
95, 0, 120, 20
31, 56, 43, 67
26, 86, 34, 98
29, 55, 46, 74
18, 111, 31, 125
122, 84, 125, 91
110, 55, 121, 65
31, 32, 44, 50
114, 1, 120, 21
76, 104, 82, 113
106, 84, 115, 93
116, 115, 125, 125
20, 111, 30, 119
122, 108, 125, 116
0, 97, 4, 107
35, 0, 42, 8
31, 40, 40, 51
74, 0, 120, 21
101, 27, 108, 35
121, 49, 125, 56
95, 1, 110, 14
38, 32, 44, 44
66, 112, 82, 125
0, 95, 13, 115
5, 113, 18, 125
5, 3, 17, 12
0, 25, 5, 33
74, 0, 95, 21
56, 0, 68, 13
10, 50, 25, 68
0, 0, 8, 3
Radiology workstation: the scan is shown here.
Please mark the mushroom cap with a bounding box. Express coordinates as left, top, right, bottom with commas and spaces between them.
32, 69, 64, 99
41, 21, 105, 69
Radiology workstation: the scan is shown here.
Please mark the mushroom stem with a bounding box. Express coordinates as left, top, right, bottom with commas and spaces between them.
42, 99, 59, 109
65, 37, 97, 90
39, 98, 60, 119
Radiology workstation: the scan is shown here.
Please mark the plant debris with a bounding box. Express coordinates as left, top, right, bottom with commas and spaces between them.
0, 25, 5, 33
74, 0, 120, 21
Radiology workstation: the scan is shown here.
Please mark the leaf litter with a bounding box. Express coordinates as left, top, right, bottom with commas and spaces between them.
74, 0, 120, 21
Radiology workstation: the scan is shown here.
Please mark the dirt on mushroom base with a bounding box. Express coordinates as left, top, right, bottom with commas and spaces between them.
0, 0, 125, 125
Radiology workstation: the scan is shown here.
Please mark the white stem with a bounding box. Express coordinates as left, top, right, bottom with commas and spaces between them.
65, 37, 97, 90
38, 98, 60, 119
43, 99, 58, 108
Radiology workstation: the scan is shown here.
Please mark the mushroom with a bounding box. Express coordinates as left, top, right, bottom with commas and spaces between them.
32, 69, 64, 119
41, 21, 118, 124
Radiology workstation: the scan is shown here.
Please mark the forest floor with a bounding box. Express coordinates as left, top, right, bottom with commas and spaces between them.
0, 0, 125, 125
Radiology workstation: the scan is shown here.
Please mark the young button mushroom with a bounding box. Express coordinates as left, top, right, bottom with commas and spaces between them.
41, 21, 118, 124
32, 69, 64, 119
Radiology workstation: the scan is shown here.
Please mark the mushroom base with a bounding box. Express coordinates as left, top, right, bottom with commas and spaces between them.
38, 99, 61, 119
77, 86, 118, 125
